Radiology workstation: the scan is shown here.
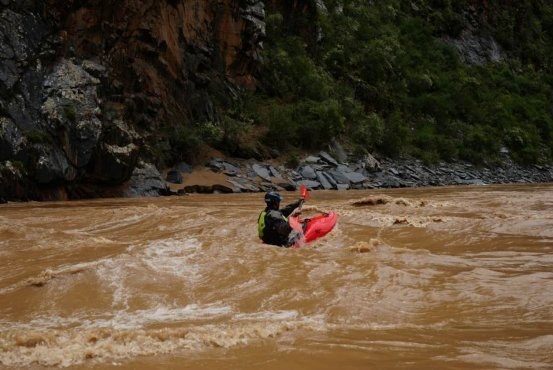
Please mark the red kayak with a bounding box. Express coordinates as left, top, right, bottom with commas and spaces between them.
289, 212, 338, 243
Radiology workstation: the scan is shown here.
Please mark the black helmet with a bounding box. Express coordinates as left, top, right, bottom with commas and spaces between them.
264, 191, 283, 205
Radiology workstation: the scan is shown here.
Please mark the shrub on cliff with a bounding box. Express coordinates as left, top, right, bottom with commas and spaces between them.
249, 0, 553, 165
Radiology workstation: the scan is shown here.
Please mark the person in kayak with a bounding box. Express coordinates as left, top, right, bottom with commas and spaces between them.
258, 191, 304, 247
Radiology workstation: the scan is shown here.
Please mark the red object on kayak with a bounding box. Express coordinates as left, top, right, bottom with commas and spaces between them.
289, 212, 338, 243
300, 184, 310, 200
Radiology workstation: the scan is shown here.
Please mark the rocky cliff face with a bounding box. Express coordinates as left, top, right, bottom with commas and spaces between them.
0, 0, 265, 201
0, 0, 536, 201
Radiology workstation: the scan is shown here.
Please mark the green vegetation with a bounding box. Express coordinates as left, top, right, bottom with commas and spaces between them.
237, 0, 553, 165
25, 130, 52, 145
63, 105, 77, 123
10, 160, 25, 173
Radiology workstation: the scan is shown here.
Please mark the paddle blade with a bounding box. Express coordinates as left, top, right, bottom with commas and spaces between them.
300, 184, 310, 200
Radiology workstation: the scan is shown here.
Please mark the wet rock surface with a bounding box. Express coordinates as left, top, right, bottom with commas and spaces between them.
165, 152, 553, 195
0, 0, 266, 201
125, 162, 169, 198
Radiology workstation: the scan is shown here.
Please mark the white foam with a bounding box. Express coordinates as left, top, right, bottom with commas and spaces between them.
0, 304, 233, 332
76, 207, 162, 234
142, 238, 202, 278
95, 256, 136, 309
234, 310, 299, 322
93, 238, 203, 308
82, 304, 233, 330
0, 309, 327, 368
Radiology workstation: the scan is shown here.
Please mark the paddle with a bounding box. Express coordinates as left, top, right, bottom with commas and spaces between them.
298, 184, 310, 211
289, 185, 310, 246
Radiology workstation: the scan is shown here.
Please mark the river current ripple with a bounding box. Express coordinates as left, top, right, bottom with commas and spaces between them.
0, 184, 552, 369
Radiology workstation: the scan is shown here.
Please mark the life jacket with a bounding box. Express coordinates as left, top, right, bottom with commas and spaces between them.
258, 209, 290, 244
257, 211, 266, 239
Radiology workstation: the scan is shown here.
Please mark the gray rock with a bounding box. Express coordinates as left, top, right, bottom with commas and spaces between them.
461, 178, 485, 185
0, 160, 25, 200
41, 59, 103, 168
0, 58, 18, 90
175, 162, 193, 173
241, 1, 266, 36
322, 171, 337, 188
328, 169, 350, 184
297, 179, 321, 189
303, 155, 320, 164
269, 165, 281, 178
125, 162, 168, 197
343, 171, 367, 184
223, 161, 240, 176
81, 60, 107, 78
90, 120, 139, 184
208, 159, 223, 171
389, 168, 400, 176
252, 163, 271, 181
316, 171, 333, 189
336, 164, 350, 173
300, 165, 317, 180
275, 181, 296, 191
227, 179, 259, 192
166, 170, 183, 184
361, 153, 381, 172
0, 116, 23, 160
446, 31, 504, 66
33, 146, 75, 184
0, 9, 47, 65
7, 93, 35, 131
319, 150, 338, 166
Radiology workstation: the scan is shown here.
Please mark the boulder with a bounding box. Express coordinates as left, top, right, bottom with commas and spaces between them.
316, 171, 333, 190
166, 170, 183, 184
227, 179, 259, 192
252, 163, 271, 181
125, 162, 168, 197
296, 179, 320, 189
0, 116, 23, 160
41, 59, 103, 169
321, 171, 337, 188
33, 145, 75, 184
0, 160, 26, 200
269, 165, 281, 178
360, 153, 381, 172
175, 162, 193, 173
328, 169, 350, 185
208, 158, 224, 171
89, 120, 139, 184
319, 151, 338, 166
300, 165, 317, 180
222, 161, 240, 176
303, 155, 320, 164
343, 171, 367, 184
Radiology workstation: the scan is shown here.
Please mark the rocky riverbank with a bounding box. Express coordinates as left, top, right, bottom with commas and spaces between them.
138, 150, 553, 197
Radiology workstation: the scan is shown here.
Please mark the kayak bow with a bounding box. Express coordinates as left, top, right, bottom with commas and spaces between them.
289, 212, 337, 243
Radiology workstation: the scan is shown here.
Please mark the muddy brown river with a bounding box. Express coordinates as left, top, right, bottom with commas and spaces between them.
0, 184, 552, 369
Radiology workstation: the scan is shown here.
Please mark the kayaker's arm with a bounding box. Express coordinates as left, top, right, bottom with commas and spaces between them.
281, 199, 303, 218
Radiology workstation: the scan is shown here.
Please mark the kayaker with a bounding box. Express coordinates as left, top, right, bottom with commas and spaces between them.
258, 191, 304, 247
